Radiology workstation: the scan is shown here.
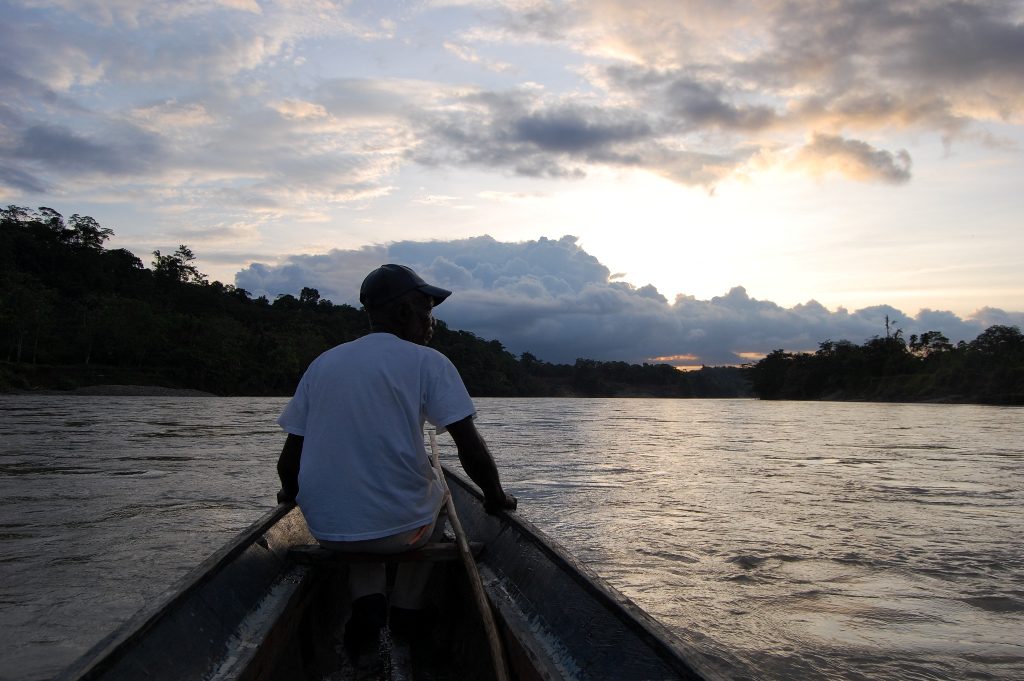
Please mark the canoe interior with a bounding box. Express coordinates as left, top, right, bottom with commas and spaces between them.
57, 467, 727, 681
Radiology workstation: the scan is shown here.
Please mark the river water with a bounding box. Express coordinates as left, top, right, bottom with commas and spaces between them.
0, 396, 1021, 680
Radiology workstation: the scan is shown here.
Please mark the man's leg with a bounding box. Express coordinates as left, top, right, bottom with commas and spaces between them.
388, 512, 449, 666
320, 513, 440, 599
390, 516, 447, 609
317, 512, 443, 661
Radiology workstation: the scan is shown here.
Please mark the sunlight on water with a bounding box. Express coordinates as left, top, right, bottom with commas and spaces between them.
1, 396, 1022, 680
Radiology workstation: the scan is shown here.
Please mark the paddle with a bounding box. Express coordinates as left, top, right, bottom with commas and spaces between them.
428, 430, 511, 681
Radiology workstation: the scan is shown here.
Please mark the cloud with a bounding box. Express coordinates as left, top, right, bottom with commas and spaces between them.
0, 1, 415, 204
4, 0, 1023, 214
794, 133, 912, 184
601, 68, 780, 133
268, 99, 329, 120
482, 0, 1024, 181
443, 40, 513, 73
8, 122, 162, 176
3, 0, 389, 99
235, 236, 1023, 366
0, 73, 418, 212
0, 162, 48, 193
411, 88, 682, 180
512, 109, 652, 153
129, 100, 216, 130
20, 0, 263, 29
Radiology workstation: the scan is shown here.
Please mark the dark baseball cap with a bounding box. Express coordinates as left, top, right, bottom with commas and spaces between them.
359, 264, 452, 308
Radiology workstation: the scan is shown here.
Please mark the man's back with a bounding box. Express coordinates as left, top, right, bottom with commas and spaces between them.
278, 333, 475, 542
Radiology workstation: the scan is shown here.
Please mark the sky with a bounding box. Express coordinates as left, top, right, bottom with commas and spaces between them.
2, 0, 1023, 366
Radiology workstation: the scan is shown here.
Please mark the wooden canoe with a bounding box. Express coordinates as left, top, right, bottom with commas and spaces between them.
56, 467, 728, 681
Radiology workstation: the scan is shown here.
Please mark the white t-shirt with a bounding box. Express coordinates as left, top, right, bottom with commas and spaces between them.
277, 332, 475, 542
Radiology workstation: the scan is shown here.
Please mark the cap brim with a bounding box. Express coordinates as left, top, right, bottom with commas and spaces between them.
419, 284, 452, 306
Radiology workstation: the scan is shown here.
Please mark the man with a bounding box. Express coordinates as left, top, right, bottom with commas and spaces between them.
275, 263, 517, 663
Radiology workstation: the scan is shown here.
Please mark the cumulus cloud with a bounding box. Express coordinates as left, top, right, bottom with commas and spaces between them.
235, 236, 1022, 366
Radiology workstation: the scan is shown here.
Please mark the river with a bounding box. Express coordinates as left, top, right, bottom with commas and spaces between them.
0, 396, 1021, 680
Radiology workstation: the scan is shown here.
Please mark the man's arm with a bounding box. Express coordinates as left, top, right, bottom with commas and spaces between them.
445, 416, 517, 513
276, 433, 303, 505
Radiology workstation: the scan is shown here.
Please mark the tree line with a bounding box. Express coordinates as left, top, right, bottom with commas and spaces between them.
746, 317, 1024, 404
0, 205, 750, 398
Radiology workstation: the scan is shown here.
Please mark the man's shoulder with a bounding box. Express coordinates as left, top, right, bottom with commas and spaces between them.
304, 336, 373, 370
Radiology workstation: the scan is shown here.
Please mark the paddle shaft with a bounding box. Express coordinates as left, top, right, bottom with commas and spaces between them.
429, 430, 511, 681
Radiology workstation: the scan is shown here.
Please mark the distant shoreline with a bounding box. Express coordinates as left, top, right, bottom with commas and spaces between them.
7, 384, 217, 397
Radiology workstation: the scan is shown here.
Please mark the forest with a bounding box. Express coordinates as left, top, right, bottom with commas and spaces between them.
746, 323, 1024, 405
0, 205, 749, 398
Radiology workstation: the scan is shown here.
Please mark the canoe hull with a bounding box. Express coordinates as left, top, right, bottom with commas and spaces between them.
56, 506, 315, 681
58, 467, 726, 681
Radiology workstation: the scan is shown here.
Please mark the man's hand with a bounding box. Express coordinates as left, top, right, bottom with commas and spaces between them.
484, 492, 518, 515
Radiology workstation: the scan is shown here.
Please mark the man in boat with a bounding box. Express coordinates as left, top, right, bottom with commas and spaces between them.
275, 263, 517, 664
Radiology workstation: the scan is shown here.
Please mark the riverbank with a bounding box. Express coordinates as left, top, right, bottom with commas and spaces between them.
0, 362, 219, 396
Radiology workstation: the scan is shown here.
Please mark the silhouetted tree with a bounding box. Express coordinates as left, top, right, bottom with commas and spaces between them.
152, 245, 207, 284
909, 331, 953, 358
68, 214, 113, 250
299, 287, 321, 307
968, 325, 1023, 357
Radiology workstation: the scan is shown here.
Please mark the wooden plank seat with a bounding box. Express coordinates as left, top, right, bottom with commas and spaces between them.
288, 541, 483, 565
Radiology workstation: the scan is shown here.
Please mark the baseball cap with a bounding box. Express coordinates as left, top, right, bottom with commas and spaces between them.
359, 264, 452, 308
